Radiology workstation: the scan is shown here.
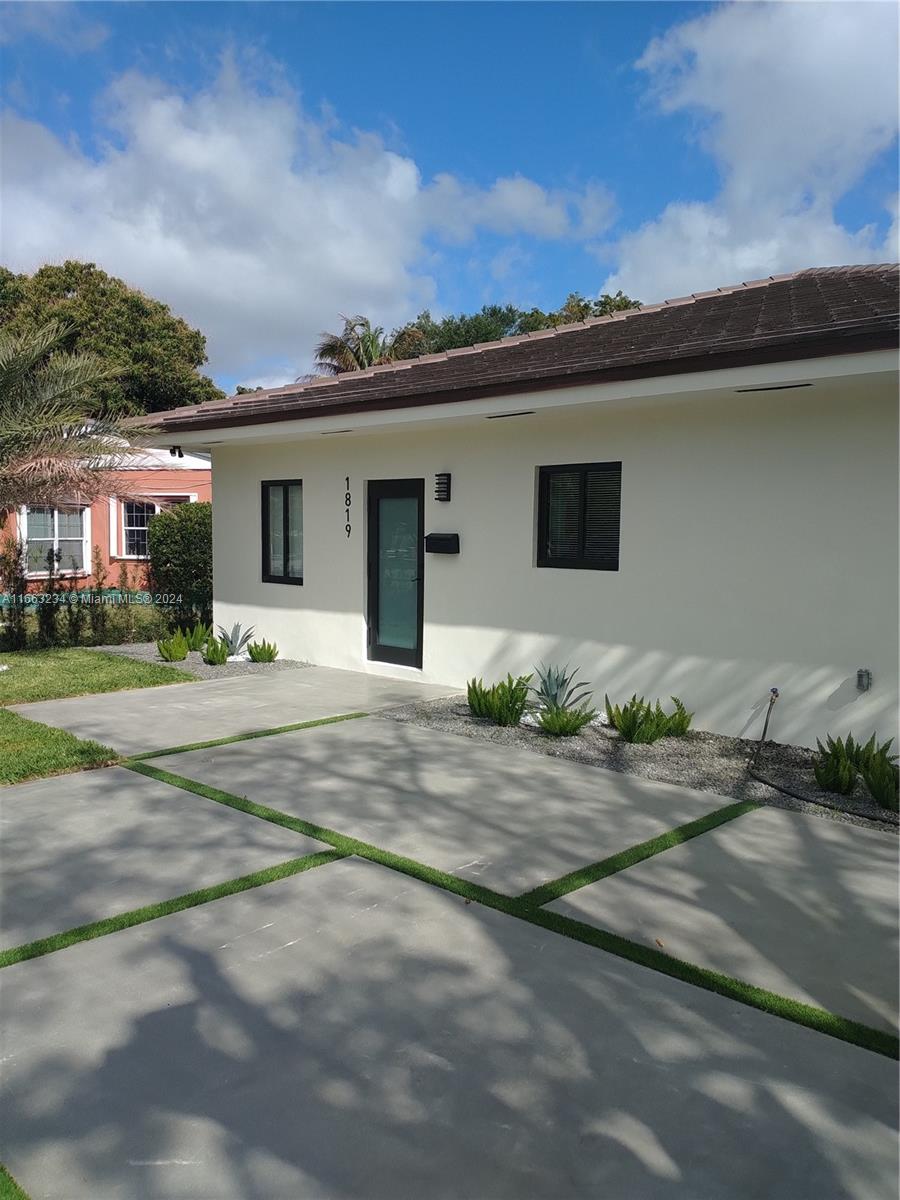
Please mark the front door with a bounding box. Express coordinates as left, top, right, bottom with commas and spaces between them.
367, 479, 424, 668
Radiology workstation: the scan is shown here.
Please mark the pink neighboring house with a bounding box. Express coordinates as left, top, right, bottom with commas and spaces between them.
3, 448, 212, 590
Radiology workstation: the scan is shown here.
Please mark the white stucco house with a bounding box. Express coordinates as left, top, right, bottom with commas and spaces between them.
145, 264, 899, 748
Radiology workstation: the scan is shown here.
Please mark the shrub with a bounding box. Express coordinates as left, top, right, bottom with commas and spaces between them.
182, 622, 212, 651
36, 548, 61, 647
605, 694, 693, 744
157, 630, 189, 661
861, 754, 900, 813
491, 674, 532, 726
63, 574, 87, 647
88, 545, 109, 644
248, 638, 279, 662
538, 704, 596, 737
218, 622, 255, 656
467, 677, 494, 719
465, 673, 532, 726
665, 696, 693, 737
0, 536, 28, 651
812, 735, 858, 795
532, 663, 593, 712
849, 732, 897, 772
202, 636, 229, 665
147, 501, 212, 628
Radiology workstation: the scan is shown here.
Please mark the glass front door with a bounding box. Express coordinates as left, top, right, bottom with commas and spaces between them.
367, 480, 424, 668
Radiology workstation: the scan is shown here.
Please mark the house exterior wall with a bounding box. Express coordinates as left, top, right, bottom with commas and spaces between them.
4, 467, 211, 589
210, 378, 898, 749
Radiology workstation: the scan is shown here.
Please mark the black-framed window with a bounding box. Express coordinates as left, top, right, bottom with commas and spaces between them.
537, 462, 621, 570
262, 480, 303, 584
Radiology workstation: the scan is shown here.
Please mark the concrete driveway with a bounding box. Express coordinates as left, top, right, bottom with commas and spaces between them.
1, 673, 897, 1199
9, 665, 458, 754
1, 858, 895, 1200
159, 716, 731, 893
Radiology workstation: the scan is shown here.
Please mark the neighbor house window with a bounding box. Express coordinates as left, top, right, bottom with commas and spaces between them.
122, 501, 156, 558
117, 496, 191, 558
536, 462, 621, 570
262, 480, 303, 584
22, 506, 90, 575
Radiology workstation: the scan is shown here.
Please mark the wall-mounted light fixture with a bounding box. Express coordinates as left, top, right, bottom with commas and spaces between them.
435, 472, 451, 502
857, 668, 873, 692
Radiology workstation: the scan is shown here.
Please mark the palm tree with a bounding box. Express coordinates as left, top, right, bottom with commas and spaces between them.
314, 315, 397, 375
0, 321, 142, 512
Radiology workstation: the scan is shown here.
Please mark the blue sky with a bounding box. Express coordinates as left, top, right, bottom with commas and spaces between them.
1, 1, 897, 391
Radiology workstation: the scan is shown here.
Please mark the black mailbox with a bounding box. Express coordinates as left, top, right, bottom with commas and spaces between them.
424, 533, 460, 554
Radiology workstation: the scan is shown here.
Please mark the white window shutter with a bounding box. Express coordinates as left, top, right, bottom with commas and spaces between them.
108, 497, 117, 557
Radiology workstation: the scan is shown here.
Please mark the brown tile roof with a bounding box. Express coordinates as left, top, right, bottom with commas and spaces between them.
147, 264, 899, 433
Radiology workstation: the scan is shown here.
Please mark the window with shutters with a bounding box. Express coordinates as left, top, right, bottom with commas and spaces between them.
536, 462, 621, 570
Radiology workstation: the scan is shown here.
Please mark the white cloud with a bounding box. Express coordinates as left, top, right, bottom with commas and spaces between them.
604, 1, 899, 302
0, 53, 612, 383
0, 1, 109, 52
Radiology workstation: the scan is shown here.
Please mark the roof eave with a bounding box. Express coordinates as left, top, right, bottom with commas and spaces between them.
148, 328, 898, 435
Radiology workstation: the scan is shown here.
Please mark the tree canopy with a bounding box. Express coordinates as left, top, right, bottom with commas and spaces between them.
0, 320, 140, 511
0, 261, 225, 414
314, 290, 641, 373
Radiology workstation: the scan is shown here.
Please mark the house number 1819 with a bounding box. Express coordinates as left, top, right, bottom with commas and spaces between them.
344, 476, 352, 538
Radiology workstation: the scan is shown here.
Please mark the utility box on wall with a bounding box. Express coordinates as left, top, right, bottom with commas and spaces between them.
425, 533, 460, 554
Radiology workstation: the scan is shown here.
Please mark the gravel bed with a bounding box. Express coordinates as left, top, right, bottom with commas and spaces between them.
382, 696, 898, 834
88, 642, 309, 682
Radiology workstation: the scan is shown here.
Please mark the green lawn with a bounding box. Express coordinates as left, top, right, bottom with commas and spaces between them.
0, 708, 117, 785
0, 648, 192, 784
0, 648, 192, 705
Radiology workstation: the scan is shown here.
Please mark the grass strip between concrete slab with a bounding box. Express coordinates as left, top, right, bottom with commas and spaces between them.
0, 1162, 29, 1200
128, 711, 369, 761
125, 760, 899, 1061
518, 800, 759, 907
0, 850, 346, 970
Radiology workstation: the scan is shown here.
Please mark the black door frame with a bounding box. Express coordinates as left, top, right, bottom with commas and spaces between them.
366, 478, 424, 669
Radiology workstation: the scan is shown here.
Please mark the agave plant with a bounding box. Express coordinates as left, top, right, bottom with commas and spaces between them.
217, 622, 255, 656
531, 663, 593, 712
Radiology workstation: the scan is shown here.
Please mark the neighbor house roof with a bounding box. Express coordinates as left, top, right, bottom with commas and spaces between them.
146, 264, 899, 434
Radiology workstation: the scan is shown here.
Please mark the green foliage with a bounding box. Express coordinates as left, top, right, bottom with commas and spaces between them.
182, 622, 212, 651
537, 704, 597, 737
147, 501, 212, 627
63, 574, 87, 647
604, 694, 694, 744
665, 696, 693, 737
813, 735, 859, 795
88, 545, 108, 644
218, 622, 255, 656
315, 315, 396, 375
0, 536, 28, 650
466, 673, 532, 726
157, 630, 189, 661
0, 320, 139, 509
814, 731, 899, 809
861, 754, 900, 813
202, 636, 229, 665
532, 662, 593, 711
0, 261, 224, 415
35, 547, 61, 647
247, 638, 279, 662
847, 732, 897, 772
390, 292, 641, 360
467, 677, 495, 719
